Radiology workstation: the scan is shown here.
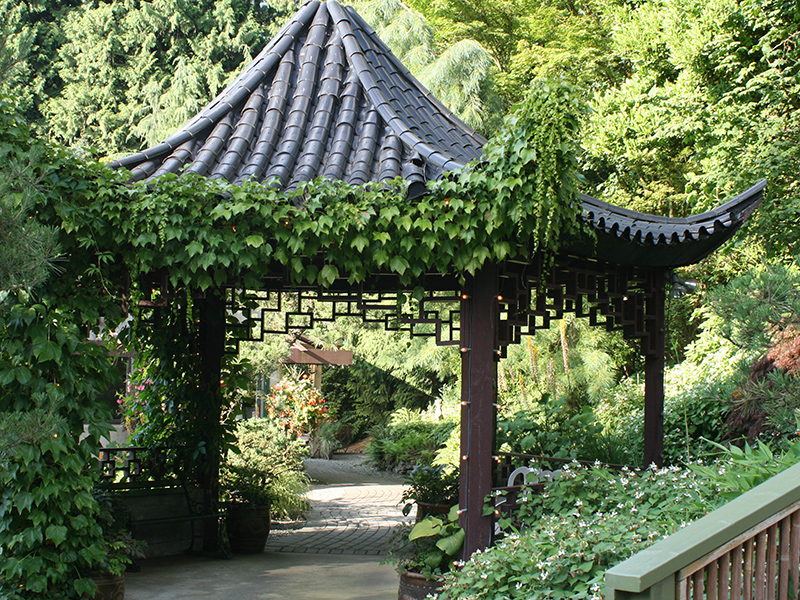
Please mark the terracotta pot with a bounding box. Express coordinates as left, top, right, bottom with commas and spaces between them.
89, 573, 125, 600
398, 571, 444, 600
227, 502, 271, 554
415, 502, 451, 522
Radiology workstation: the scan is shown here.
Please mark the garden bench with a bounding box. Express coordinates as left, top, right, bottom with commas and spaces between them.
98, 446, 228, 558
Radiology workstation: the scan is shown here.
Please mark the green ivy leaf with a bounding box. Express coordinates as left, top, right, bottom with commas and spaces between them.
245, 234, 264, 248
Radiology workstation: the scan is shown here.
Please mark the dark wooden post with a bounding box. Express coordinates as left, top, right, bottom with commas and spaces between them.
197, 291, 227, 553
459, 264, 498, 558
643, 268, 666, 467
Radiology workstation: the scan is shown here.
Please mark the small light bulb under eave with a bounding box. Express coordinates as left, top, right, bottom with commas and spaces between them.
460, 347, 468, 353
461, 293, 469, 300
496, 295, 503, 302
462, 455, 468, 461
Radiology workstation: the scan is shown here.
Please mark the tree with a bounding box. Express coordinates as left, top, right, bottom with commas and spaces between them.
405, 0, 625, 107
581, 0, 800, 264
44, 0, 298, 156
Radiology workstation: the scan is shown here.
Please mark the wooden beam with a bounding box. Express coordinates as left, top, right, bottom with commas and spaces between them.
643, 268, 666, 467
460, 265, 498, 558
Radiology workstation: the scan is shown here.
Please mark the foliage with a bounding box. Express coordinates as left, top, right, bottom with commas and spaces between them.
497, 395, 638, 466
41, 0, 298, 156
0, 410, 105, 599
0, 100, 127, 599
692, 437, 800, 505
312, 419, 344, 459
93, 491, 147, 577
321, 323, 457, 436
707, 260, 800, 441
498, 316, 635, 412
401, 465, 460, 515
267, 370, 329, 436
367, 407, 458, 471
441, 463, 713, 600
405, 0, 623, 107
582, 0, 800, 267
122, 324, 250, 480
384, 505, 464, 579
220, 418, 310, 519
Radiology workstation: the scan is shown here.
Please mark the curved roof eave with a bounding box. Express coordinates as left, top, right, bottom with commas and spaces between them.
574, 180, 766, 268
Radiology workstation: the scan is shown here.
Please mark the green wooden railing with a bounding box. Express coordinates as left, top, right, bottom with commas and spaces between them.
605, 461, 800, 600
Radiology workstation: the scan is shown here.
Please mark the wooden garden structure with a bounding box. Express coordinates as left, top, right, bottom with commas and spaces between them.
111, 0, 764, 558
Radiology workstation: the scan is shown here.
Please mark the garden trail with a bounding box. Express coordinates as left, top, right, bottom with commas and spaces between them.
124, 453, 407, 600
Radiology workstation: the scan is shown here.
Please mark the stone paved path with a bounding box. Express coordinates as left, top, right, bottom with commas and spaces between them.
265, 454, 407, 556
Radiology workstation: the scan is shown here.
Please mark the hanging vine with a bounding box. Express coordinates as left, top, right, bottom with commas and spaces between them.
65, 79, 589, 295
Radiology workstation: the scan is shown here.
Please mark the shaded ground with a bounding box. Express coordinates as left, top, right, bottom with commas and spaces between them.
125, 454, 407, 600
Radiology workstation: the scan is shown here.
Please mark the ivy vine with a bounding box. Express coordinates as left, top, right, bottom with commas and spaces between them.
62, 79, 587, 294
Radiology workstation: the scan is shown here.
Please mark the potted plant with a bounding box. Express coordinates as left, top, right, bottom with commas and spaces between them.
385, 505, 464, 600
401, 465, 459, 521
87, 492, 146, 600
221, 419, 289, 554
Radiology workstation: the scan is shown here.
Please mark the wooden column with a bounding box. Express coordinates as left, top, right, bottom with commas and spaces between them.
459, 264, 498, 558
197, 292, 227, 553
643, 268, 666, 467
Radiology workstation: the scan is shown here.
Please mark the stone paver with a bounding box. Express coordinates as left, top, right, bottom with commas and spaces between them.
265, 454, 408, 556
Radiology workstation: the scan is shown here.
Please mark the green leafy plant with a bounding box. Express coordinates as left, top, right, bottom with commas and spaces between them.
92, 491, 147, 577
367, 410, 457, 471
692, 436, 800, 504
0, 410, 106, 599
221, 418, 310, 519
401, 464, 460, 516
384, 505, 464, 580
440, 463, 714, 600
312, 419, 345, 459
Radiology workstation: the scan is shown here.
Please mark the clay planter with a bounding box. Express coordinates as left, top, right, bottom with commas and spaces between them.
88, 573, 125, 600
227, 502, 271, 554
415, 502, 451, 522
398, 571, 445, 600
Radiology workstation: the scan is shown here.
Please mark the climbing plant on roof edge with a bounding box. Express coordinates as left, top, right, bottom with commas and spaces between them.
67, 78, 586, 293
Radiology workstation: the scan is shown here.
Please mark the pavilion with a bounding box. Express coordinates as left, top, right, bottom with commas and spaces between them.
111, 0, 764, 557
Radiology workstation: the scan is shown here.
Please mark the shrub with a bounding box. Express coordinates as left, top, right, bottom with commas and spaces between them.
440, 463, 714, 600
366, 407, 457, 471
497, 395, 638, 466
221, 418, 310, 520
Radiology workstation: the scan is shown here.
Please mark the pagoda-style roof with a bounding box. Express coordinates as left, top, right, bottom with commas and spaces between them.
110, 0, 485, 199
112, 0, 763, 269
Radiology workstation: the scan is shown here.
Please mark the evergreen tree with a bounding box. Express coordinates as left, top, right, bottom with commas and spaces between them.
45, 0, 298, 156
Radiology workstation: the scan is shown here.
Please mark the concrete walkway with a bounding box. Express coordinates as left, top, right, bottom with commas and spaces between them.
125, 454, 408, 600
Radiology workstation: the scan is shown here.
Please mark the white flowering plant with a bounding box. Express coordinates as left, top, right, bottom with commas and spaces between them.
438, 462, 716, 600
